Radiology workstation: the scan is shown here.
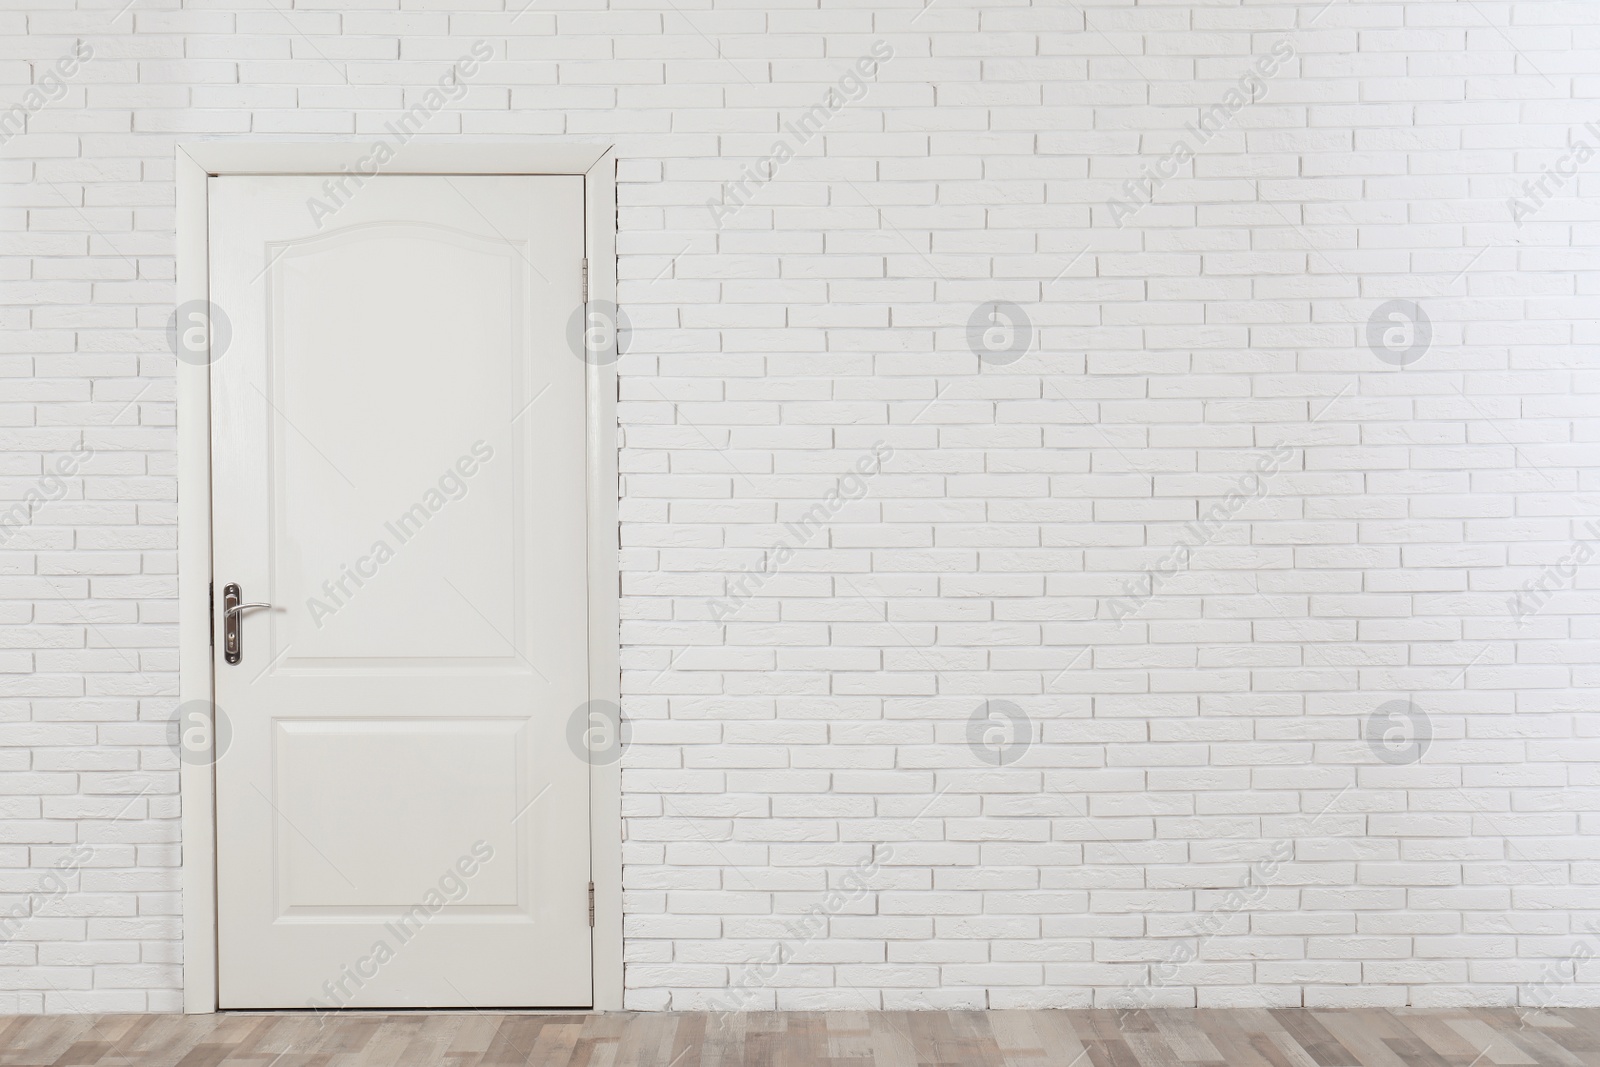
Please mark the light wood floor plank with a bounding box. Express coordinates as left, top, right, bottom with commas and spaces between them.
0, 1009, 1595, 1066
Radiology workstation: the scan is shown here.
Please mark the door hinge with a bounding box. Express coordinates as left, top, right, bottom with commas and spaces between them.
588, 880, 595, 927
581, 258, 589, 303
208, 582, 214, 648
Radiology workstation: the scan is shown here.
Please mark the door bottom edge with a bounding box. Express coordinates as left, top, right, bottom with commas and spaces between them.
217, 1004, 598, 1015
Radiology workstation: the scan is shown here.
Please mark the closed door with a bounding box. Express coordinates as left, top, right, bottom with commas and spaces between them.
208, 175, 592, 1009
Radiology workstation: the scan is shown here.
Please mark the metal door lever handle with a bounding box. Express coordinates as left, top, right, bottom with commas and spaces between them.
222, 583, 270, 665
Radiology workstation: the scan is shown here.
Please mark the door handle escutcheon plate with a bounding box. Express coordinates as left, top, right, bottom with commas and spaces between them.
222, 583, 271, 665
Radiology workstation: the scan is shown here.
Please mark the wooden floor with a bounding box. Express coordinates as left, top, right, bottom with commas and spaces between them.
0, 1007, 1595, 1066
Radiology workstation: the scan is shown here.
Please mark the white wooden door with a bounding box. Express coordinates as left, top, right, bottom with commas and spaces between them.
208, 175, 592, 1009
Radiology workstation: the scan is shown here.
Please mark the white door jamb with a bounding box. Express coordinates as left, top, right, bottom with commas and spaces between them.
175, 142, 622, 1014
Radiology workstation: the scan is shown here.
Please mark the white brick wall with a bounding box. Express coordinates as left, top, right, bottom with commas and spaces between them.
2, 0, 1598, 1014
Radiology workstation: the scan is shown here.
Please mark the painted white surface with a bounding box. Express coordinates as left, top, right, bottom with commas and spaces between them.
208, 175, 592, 1008
1, 3, 1598, 1015
174, 148, 218, 1014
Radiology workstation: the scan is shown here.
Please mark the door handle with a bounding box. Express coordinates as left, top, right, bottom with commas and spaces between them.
222, 583, 271, 665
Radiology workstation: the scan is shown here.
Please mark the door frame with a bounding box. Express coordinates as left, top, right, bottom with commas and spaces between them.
175, 142, 622, 1014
